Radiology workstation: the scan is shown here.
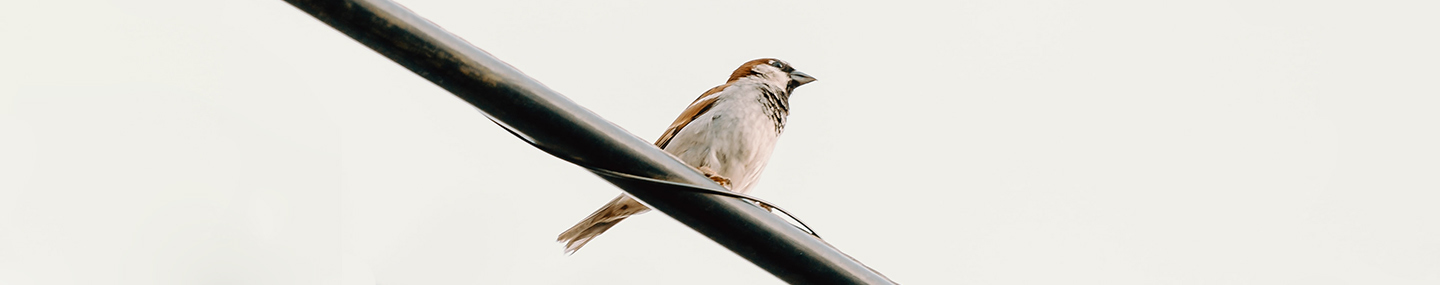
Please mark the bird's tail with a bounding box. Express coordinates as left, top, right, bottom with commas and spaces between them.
557, 195, 650, 254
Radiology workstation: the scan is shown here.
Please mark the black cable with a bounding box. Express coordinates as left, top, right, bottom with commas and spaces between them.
286, 0, 895, 282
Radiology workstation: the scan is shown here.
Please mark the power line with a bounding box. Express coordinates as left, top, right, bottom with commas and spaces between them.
284, 0, 896, 283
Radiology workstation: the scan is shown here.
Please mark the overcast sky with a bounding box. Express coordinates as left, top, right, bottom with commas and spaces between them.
3, 0, 1438, 284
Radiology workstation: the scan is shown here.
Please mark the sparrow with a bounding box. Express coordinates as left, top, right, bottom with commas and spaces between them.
557, 58, 816, 254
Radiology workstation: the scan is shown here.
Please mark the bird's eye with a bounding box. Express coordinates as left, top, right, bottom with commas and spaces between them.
771, 61, 785, 69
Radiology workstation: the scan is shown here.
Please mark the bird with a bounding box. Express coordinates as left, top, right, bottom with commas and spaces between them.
557, 58, 816, 254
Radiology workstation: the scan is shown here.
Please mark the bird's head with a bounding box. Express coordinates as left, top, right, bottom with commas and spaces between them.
727, 58, 816, 93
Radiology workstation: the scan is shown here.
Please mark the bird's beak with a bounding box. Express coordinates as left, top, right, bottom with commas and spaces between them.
789, 71, 816, 86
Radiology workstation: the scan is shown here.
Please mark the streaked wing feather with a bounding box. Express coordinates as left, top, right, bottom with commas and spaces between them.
654, 83, 730, 148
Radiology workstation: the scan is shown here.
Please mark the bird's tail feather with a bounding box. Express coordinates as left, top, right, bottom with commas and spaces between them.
557, 195, 650, 254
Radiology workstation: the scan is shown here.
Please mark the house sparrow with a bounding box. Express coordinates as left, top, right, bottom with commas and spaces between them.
557, 58, 816, 254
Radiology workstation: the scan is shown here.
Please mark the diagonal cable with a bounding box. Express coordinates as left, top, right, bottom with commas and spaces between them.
284, 0, 894, 283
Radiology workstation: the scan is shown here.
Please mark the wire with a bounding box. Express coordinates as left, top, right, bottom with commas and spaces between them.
489, 119, 823, 239
585, 168, 822, 239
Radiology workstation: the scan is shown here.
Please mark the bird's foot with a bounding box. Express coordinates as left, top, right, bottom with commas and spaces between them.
698, 166, 732, 190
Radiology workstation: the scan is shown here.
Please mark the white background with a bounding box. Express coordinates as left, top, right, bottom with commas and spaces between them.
2, 0, 1437, 284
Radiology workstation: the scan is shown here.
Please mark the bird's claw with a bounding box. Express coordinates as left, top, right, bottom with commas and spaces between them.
698, 166, 732, 190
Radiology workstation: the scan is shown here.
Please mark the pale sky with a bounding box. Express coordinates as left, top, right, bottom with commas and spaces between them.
2, 0, 1438, 284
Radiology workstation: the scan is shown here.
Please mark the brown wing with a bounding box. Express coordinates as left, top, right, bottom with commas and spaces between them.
654, 83, 731, 149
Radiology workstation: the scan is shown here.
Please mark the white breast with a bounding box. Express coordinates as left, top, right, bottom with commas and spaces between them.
662, 82, 783, 194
